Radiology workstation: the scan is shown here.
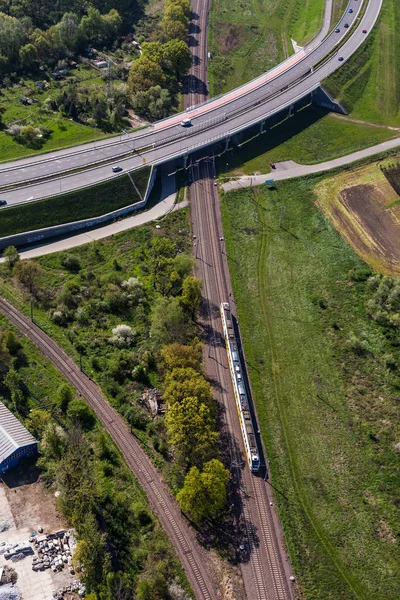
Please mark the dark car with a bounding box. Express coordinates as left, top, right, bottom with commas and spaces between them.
112, 166, 123, 173
344, 23, 349, 28
362, 29, 367, 33
270, 163, 276, 169
0, 200, 7, 206
338, 56, 344, 61
335, 28, 340, 33
348, 8, 353, 12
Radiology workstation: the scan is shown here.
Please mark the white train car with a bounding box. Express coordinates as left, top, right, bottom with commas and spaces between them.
220, 302, 260, 472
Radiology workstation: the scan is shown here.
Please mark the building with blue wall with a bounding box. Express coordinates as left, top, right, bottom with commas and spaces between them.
0, 401, 38, 475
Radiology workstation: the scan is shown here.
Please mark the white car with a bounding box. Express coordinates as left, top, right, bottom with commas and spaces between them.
180, 118, 192, 127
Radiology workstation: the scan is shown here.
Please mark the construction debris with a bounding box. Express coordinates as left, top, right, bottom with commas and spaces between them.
53, 580, 86, 599
31, 530, 76, 573
0, 583, 21, 600
0, 521, 11, 534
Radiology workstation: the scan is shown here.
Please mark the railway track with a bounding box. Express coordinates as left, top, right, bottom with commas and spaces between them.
0, 296, 218, 600
185, 2, 294, 599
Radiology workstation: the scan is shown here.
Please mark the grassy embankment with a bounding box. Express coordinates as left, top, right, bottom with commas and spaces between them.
221, 176, 400, 600
208, 0, 325, 96
324, 0, 400, 126
215, 104, 397, 175
0, 166, 151, 238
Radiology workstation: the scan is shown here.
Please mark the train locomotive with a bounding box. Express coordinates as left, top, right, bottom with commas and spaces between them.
220, 302, 260, 472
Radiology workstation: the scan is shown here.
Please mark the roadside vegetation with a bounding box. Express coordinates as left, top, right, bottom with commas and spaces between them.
0, 0, 192, 160
220, 174, 400, 599
0, 210, 232, 539
0, 315, 193, 600
214, 104, 396, 176
208, 0, 325, 96
0, 166, 151, 238
324, 0, 400, 126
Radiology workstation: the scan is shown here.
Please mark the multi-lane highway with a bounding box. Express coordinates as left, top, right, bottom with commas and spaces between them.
0, 0, 383, 206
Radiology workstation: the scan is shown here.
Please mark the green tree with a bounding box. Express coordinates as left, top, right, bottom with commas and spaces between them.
57, 383, 74, 412
150, 297, 188, 345
0, 13, 25, 62
4, 368, 26, 414
131, 85, 173, 121
163, 38, 191, 80
128, 55, 166, 94
163, 367, 215, 414
15, 260, 44, 300
25, 409, 51, 439
19, 43, 38, 69
177, 459, 230, 522
161, 342, 202, 371
67, 397, 95, 429
3, 246, 20, 271
181, 276, 202, 318
72, 512, 108, 591
4, 331, 21, 355
165, 395, 218, 466
80, 7, 104, 43
103, 9, 122, 39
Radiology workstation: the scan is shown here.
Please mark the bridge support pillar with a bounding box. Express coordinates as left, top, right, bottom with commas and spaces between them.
259, 120, 265, 134
311, 86, 347, 114
288, 104, 294, 118
224, 136, 230, 152
183, 153, 189, 170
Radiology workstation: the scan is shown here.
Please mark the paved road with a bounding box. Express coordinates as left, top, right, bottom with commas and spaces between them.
222, 136, 400, 191
0, 0, 382, 205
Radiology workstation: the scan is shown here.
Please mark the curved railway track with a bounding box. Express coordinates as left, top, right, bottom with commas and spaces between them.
0, 296, 218, 600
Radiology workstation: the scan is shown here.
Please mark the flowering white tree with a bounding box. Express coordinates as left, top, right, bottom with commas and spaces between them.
121, 276, 144, 304
111, 324, 135, 347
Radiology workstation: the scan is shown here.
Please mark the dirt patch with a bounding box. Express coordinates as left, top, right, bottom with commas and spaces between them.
2, 462, 66, 534
214, 23, 248, 54
315, 161, 400, 276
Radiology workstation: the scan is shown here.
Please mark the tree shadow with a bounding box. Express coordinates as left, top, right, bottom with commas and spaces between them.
189, 22, 201, 34
187, 35, 199, 48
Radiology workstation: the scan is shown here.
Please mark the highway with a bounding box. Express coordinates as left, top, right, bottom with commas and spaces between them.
0, 0, 383, 206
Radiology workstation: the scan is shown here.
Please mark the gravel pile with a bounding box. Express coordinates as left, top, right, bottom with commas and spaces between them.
53, 581, 86, 599
0, 584, 22, 600
0, 519, 11, 533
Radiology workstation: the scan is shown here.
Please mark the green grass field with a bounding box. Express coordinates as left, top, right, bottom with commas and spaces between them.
0, 65, 112, 162
221, 177, 400, 599
215, 105, 396, 175
0, 167, 150, 238
324, 0, 400, 126
208, 0, 325, 96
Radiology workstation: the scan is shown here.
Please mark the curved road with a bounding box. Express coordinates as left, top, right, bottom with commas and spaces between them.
0, 0, 382, 205
0, 296, 219, 600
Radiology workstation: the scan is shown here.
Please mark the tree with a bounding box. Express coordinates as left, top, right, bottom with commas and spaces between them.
163, 38, 192, 80
72, 512, 108, 591
4, 368, 26, 414
67, 397, 95, 430
128, 55, 166, 94
57, 383, 74, 412
3, 246, 20, 271
19, 43, 38, 69
163, 367, 215, 414
131, 86, 173, 121
150, 297, 188, 345
15, 260, 44, 300
181, 276, 202, 318
161, 342, 202, 371
4, 331, 21, 355
165, 395, 218, 466
177, 459, 230, 522
79, 7, 104, 44
0, 13, 25, 63
25, 409, 51, 439
103, 9, 122, 40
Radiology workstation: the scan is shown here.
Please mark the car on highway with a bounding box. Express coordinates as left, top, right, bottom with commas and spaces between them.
0, 200, 7, 206
270, 163, 276, 169
112, 166, 123, 173
180, 118, 192, 127
362, 29, 367, 33
338, 56, 344, 61
348, 7, 353, 12
344, 23, 349, 28
335, 28, 340, 33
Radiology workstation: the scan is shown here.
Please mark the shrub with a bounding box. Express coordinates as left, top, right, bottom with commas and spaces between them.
110, 324, 135, 347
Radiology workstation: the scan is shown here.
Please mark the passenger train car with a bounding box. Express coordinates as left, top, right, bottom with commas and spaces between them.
220, 302, 260, 472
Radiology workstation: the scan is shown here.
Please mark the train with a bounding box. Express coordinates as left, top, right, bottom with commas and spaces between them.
220, 302, 260, 472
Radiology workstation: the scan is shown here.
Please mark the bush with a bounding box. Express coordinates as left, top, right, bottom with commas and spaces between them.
67, 398, 96, 429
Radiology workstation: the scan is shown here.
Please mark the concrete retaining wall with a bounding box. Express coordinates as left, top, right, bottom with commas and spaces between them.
0, 166, 157, 251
